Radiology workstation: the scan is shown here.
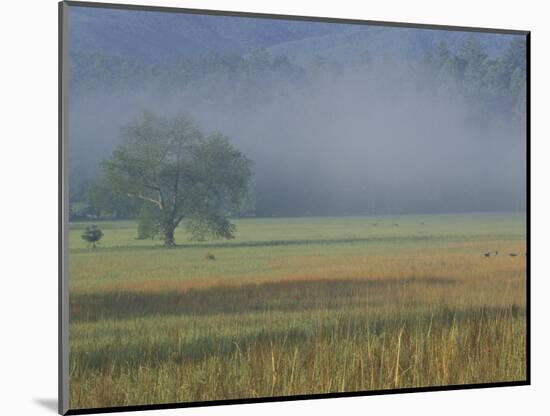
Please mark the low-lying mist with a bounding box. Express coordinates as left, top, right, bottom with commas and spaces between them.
69, 59, 526, 216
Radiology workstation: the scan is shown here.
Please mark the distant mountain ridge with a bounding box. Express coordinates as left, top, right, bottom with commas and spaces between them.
70, 6, 517, 64
267, 26, 516, 65
69, 7, 343, 62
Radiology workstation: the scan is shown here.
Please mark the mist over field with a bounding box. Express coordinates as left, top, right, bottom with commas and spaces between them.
68, 6, 527, 217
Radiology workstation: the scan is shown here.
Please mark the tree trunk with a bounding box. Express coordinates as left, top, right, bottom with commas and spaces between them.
164, 224, 176, 247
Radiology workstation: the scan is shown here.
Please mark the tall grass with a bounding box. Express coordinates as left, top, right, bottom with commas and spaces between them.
68, 214, 527, 409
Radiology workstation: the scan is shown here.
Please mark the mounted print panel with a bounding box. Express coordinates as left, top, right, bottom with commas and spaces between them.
59, 1, 529, 414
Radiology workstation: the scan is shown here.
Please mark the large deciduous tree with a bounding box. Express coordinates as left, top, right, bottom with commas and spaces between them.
102, 111, 253, 246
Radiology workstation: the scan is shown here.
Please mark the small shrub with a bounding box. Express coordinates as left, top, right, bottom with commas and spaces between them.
81, 225, 103, 248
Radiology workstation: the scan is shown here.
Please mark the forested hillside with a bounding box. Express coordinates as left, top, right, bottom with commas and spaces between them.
68, 6, 526, 220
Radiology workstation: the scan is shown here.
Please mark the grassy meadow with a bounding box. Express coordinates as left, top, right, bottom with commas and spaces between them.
68, 213, 527, 409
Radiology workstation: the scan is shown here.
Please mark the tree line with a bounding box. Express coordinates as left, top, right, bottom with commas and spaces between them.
420, 37, 526, 122
71, 36, 525, 121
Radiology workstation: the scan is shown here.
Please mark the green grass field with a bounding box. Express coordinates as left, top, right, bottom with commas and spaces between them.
68, 213, 527, 409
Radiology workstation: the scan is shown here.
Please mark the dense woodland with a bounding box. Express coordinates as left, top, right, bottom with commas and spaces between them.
71, 36, 525, 115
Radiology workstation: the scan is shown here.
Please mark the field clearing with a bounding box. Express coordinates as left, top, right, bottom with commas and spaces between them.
68, 213, 527, 409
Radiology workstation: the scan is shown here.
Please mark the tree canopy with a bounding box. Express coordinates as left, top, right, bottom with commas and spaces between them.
101, 112, 253, 246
